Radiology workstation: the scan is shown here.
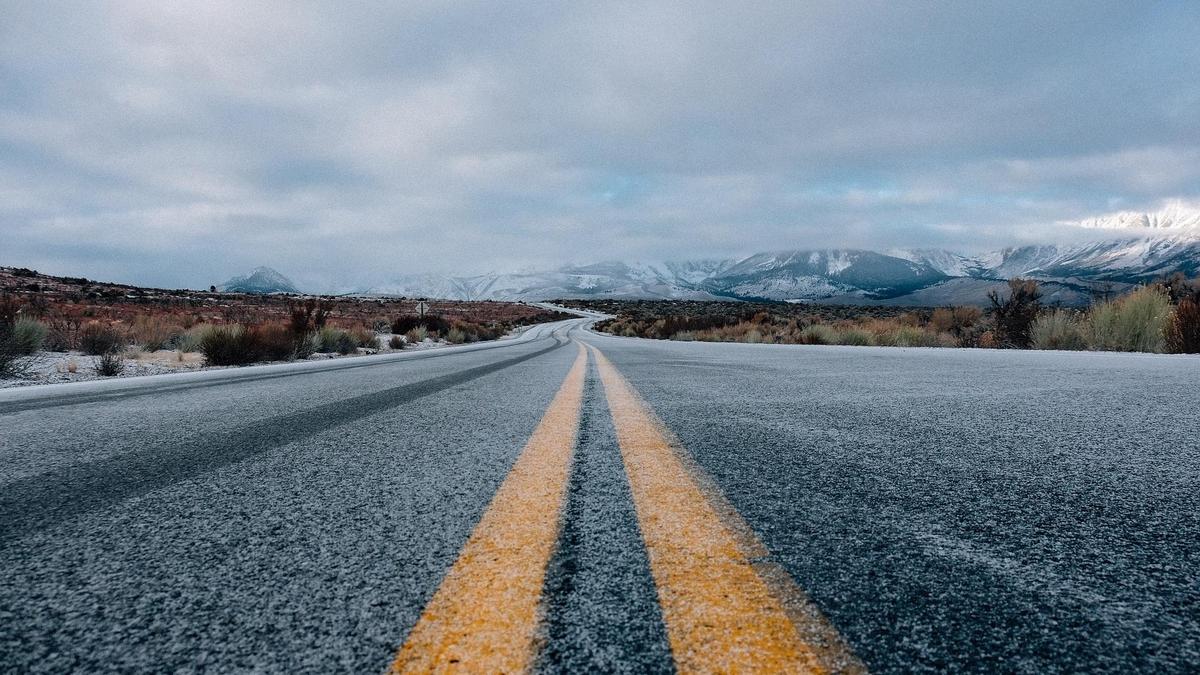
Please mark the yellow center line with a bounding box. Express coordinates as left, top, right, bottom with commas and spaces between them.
389, 343, 588, 674
586, 343, 866, 675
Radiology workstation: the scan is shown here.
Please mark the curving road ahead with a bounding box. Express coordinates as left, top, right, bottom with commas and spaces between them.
2, 317, 1198, 673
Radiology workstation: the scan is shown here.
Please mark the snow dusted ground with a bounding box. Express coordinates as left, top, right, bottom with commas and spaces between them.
0, 330, 538, 389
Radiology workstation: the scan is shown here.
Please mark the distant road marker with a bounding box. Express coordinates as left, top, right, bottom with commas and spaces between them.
389, 344, 587, 673
587, 343, 865, 674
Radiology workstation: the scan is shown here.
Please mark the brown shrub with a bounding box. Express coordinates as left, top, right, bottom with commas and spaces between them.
349, 326, 378, 349
392, 314, 452, 336
199, 325, 257, 365
1166, 298, 1200, 354
130, 315, 182, 351
80, 322, 126, 355
988, 278, 1042, 348
931, 306, 982, 334
248, 322, 297, 361
46, 317, 82, 351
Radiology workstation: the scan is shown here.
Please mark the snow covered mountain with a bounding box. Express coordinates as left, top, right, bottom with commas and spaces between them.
357, 262, 732, 301
1074, 200, 1200, 233
219, 266, 300, 294
895, 203, 1200, 285
701, 250, 948, 300
306, 203, 1200, 305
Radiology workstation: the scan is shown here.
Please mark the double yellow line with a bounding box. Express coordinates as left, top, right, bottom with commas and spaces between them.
390, 342, 863, 674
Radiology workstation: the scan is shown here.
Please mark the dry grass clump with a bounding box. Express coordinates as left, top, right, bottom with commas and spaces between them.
875, 324, 953, 347
8, 317, 48, 355
174, 323, 211, 353
1082, 286, 1171, 353
348, 326, 378, 350
317, 326, 358, 355
252, 322, 298, 361
799, 324, 838, 345
130, 315, 182, 351
198, 322, 299, 365
198, 325, 255, 365
1166, 296, 1200, 353
835, 327, 876, 346
80, 322, 126, 355
94, 349, 125, 376
388, 335, 406, 350
1, 298, 41, 377
1030, 310, 1087, 350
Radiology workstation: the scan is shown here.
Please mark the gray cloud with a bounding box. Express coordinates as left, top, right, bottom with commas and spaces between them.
2, 1, 1198, 289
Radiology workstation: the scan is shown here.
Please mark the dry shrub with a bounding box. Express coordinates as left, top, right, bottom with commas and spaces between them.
0, 308, 36, 377
317, 326, 357, 354
198, 323, 300, 365
80, 322, 126, 355
1166, 297, 1200, 354
45, 318, 82, 351
836, 327, 876, 346
988, 278, 1043, 348
455, 319, 499, 342
800, 324, 838, 345
878, 325, 946, 347
249, 322, 296, 361
130, 315, 181, 351
175, 324, 212, 353
94, 350, 125, 376
348, 326, 378, 349
391, 315, 423, 334
8, 318, 48, 355
1157, 272, 1198, 305
289, 298, 331, 336
931, 306, 982, 345
405, 326, 428, 343
1083, 286, 1171, 353
199, 325, 257, 365
1030, 310, 1086, 350
388, 335, 405, 350
393, 314, 455, 337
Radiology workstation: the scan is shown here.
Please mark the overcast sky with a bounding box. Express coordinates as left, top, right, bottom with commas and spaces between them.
2, 1, 1198, 289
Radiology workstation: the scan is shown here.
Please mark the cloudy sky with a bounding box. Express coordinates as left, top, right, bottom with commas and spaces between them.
2, 1, 1198, 289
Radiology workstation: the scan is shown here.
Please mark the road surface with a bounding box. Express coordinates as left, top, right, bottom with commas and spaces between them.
1, 318, 1197, 673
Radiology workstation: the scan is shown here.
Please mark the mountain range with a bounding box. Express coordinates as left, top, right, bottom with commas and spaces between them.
240, 203, 1200, 306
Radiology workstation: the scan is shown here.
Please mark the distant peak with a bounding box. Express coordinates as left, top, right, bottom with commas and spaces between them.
220, 266, 300, 294
1071, 200, 1200, 233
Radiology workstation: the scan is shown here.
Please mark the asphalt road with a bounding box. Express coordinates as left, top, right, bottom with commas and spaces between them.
2, 317, 1197, 673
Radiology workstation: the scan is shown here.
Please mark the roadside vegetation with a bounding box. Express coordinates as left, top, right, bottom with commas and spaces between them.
567, 273, 1200, 354
0, 267, 572, 382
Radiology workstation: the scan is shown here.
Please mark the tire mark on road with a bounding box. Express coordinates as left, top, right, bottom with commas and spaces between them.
0, 337, 566, 545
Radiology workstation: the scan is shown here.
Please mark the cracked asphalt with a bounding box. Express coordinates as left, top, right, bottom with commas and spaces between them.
2, 318, 1197, 672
